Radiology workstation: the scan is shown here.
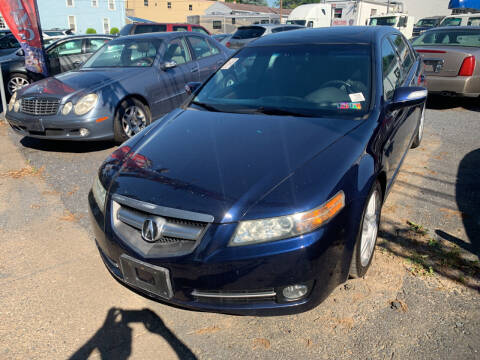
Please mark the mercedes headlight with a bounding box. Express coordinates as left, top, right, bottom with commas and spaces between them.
14, 100, 21, 112
230, 191, 345, 246
92, 174, 107, 213
74, 94, 98, 115
62, 102, 73, 115
8, 92, 16, 112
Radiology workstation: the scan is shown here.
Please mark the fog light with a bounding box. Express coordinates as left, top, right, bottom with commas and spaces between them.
79, 128, 89, 137
282, 284, 308, 301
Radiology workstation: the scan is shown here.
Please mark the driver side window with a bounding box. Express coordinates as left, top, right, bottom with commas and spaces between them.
381, 38, 402, 100
164, 38, 191, 65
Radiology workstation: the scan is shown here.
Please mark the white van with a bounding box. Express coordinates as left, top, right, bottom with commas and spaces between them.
368, 13, 415, 38
286, 4, 332, 28
440, 14, 480, 27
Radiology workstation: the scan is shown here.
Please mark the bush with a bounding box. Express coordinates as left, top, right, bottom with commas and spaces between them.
110, 27, 119, 35
86, 28, 97, 34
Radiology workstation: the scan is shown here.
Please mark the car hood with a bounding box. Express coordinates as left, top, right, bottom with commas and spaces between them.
17, 67, 148, 100
109, 109, 362, 223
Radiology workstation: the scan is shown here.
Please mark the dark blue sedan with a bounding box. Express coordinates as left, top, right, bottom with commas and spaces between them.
5, 32, 230, 142
89, 27, 427, 315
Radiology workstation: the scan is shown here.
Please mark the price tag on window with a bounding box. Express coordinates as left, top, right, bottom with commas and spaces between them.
221, 57, 238, 70
349, 93, 365, 102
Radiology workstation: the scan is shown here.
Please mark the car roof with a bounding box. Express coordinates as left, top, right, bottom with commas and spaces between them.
114, 31, 208, 42
46, 34, 114, 48
248, 26, 399, 47
133, 22, 203, 27
239, 24, 296, 29
444, 14, 480, 18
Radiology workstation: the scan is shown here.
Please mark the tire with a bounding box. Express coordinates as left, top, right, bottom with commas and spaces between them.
349, 180, 383, 278
411, 103, 425, 149
113, 98, 151, 144
7, 73, 31, 95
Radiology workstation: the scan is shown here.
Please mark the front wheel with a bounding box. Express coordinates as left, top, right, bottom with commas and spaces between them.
411, 103, 425, 149
113, 98, 151, 143
7, 73, 31, 95
349, 181, 383, 278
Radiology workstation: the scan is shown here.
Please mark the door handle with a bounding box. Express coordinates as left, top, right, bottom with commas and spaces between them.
191, 66, 199, 73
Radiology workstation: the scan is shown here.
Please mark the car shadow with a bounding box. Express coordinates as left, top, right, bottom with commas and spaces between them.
19, 136, 115, 154
426, 95, 480, 112
455, 148, 480, 257
69, 307, 197, 360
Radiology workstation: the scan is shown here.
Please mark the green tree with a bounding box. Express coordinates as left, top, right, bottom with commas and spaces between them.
274, 0, 321, 9
110, 27, 119, 35
86, 28, 97, 34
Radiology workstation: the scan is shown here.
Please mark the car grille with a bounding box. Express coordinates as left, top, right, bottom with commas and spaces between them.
110, 194, 213, 257
21, 97, 60, 116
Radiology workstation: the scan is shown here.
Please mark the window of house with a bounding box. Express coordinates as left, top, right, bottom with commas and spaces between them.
66, 0, 74, 7
213, 20, 222, 29
144, 0, 148, 5
189, 4, 192, 10
167, 2, 171, 8
91, 0, 98, 7
370, 9, 377, 16
109, 0, 115, 10
232, 18, 236, 25
68, 15, 76, 32
0, 17, 6, 29
334, 8, 342, 18
103, 18, 110, 34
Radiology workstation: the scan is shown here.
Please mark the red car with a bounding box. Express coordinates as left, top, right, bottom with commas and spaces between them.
119, 23, 210, 36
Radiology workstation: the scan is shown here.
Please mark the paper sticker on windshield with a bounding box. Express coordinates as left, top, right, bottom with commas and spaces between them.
349, 93, 366, 102
221, 58, 239, 70
337, 102, 362, 110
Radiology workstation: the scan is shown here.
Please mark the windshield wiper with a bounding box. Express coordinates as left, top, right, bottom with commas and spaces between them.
247, 107, 314, 117
190, 100, 220, 112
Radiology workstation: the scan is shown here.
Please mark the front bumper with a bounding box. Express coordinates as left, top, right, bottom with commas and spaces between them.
88, 191, 363, 315
5, 110, 114, 141
426, 74, 480, 97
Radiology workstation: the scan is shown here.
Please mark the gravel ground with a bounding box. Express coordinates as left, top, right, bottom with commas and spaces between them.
3, 96, 480, 359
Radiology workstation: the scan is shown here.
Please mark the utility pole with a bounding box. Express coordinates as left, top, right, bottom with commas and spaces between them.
280, 0, 283, 24
387, 0, 390, 13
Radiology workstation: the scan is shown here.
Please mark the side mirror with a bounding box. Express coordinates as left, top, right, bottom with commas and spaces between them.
390, 86, 427, 109
161, 60, 177, 71
185, 82, 201, 95
16, 49, 25, 56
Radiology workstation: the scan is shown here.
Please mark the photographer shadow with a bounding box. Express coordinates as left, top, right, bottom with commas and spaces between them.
69, 308, 197, 360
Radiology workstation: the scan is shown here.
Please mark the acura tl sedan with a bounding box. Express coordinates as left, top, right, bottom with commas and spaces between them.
89, 27, 427, 315
5, 32, 230, 142
412, 27, 480, 97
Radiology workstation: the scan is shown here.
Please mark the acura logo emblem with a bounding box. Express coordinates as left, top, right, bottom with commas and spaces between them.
141, 217, 165, 242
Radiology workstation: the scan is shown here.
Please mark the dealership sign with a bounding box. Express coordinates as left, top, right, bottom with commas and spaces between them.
0, 0, 48, 75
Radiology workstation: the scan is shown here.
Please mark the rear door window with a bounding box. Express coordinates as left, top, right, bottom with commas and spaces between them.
164, 38, 191, 65
187, 36, 215, 59
85, 38, 110, 53
134, 24, 167, 34
232, 26, 266, 39
381, 38, 402, 100
48, 39, 83, 56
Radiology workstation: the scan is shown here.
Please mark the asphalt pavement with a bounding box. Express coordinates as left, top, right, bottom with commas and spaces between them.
1, 96, 479, 359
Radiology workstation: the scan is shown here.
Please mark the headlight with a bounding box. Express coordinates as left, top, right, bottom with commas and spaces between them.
62, 102, 73, 115
92, 174, 107, 213
8, 92, 16, 111
230, 191, 345, 246
74, 94, 98, 115
14, 100, 21, 112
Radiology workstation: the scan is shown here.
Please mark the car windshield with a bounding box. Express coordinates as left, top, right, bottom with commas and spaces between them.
412, 29, 480, 48
232, 26, 266, 39
369, 16, 397, 26
415, 19, 439, 27
82, 39, 161, 68
45, 31, 64, 36
287, 20, 306, 26
192, 44, 372, 118
440, 17, 462, 26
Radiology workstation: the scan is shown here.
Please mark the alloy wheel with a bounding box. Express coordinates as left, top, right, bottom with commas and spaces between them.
8, 76, 30, 95
360, 190, 380, 266
121, 105, 147, 138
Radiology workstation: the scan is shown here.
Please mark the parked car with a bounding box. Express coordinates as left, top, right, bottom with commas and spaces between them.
88, 26, 427, 315
413, 16, 445, 37
226, 24, 304, 49
120, 23, 210, 36
412, 27, 480, 97
1, 34, 113, 95
6, 32, 230, 142
43, 28, 74, 45
0, 33, 20, 58
440, 14, 480, 27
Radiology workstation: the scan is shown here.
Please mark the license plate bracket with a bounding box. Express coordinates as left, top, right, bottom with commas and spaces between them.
119, 254, 173, 299
30, 118, 45, 132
